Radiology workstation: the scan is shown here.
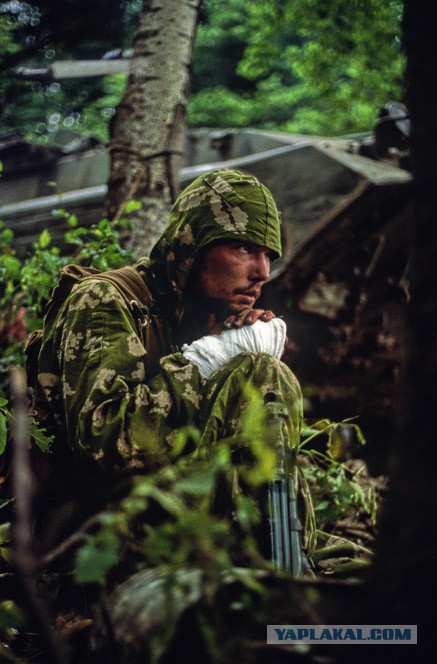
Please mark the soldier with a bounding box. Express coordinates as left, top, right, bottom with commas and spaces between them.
36, 169, 303, 500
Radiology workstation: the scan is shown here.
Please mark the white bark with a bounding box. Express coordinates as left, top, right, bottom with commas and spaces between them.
105, 0, 202, 258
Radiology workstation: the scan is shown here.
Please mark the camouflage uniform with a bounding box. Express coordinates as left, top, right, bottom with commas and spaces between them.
37, 170, 303, 475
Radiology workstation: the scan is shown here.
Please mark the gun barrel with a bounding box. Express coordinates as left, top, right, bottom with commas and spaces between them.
265, 395, 305, 576
268, 476, 304, 575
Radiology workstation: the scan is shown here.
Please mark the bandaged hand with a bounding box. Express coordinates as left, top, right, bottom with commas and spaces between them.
182, 318, 287, 379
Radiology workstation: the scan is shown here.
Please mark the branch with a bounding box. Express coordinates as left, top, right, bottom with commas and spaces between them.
10, 366, 70, 664
36, 515, 99, 570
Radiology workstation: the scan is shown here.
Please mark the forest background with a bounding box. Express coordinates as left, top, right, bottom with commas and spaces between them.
0, 0, 404, 143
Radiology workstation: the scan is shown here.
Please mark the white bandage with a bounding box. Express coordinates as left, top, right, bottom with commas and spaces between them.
182, 318, 287, 379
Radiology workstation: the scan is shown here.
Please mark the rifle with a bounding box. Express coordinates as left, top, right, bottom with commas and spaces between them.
264, 393, 307, 577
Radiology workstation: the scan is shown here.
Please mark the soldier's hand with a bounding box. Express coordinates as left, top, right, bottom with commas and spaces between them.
225, 308, 275, 329
223, 308, 275, 330
207, 309, 276, 335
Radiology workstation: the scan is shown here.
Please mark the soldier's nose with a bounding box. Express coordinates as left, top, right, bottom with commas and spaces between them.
252, 254, 270, 282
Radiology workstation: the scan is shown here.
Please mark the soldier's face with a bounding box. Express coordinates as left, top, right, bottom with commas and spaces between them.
194, 240, 274, 315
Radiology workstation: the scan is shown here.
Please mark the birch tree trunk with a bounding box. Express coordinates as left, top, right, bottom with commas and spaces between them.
104, 0, 202, 258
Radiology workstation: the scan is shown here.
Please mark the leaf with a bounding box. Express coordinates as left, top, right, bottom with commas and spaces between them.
123, 199, 142, 214
327, 426, 344, 460
0, 228, 13, 243
350, 423, 367, 446
175, 469, 215, 496
301, 426, 321, 437
74, 529, 120, 584
38, 229, 51, 249
131, 481, 185, 516
50, 208, 66, 217
146, 485, 186, 516
212, 442, 231, 470
311, 419, 332, 431
67, 214, 78, 227
0, 600, 26, 632
170, 425, 201, 458
30, 419, 53, 453
241, 383, 265, 439
0, 522, 10, 545
314, 500, 330, 512
0, 414, 7, 455
234, 495, 261, 529
1, 255, 21, 279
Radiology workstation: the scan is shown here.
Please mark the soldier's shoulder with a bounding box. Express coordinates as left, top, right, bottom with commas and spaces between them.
68, 277, 128, 311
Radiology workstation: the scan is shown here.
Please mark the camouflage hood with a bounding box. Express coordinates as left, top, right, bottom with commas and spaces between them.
147, 168, 282, 322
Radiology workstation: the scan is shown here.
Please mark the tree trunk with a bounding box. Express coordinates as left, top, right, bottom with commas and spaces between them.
355, 3, 437, 661
104, 0, 202, 259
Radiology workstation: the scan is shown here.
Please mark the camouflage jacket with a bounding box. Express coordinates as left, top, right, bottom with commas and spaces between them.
36, 170, 297, 473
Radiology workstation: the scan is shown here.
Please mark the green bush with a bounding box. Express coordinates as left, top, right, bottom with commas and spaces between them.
0, 214, 131, 382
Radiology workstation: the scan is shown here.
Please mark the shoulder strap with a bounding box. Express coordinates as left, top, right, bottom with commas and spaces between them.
84, 265, 153, 309
43, 264, 101, 321
27, 263, 170, 396
82, 265, 172, 365
25, 265, 101, 388
43, 263, 153, 319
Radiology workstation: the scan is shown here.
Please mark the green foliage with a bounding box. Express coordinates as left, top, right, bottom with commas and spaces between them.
0, 213, 131, 392
191, 0, 255, 95
72, 391, 302, 586
0, 2, 138, 142
0, 397, 7, 455
0, 211, 132, 459
189, 0, 404, 135
1, 394, 53, 456
67, 73, 127, 143
239, 383, 276, 485
0, 209, 134, 653
301, 417, 366, 459
0, 600, 25, 639
0, 16, 19, 108
73, 435, 266, 586
0, 214, 131, 327
300, 419, 376, 530
72, 401, 372, 588
29, 417, 54, 454
75, 515, 122, 584
64, 216, 132, 271
307, 462, 372, 527
2, 0, 404, 142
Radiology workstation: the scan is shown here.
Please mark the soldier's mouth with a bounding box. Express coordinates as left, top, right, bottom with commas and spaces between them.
240, 290, 260, 300
235, 287, 261, 297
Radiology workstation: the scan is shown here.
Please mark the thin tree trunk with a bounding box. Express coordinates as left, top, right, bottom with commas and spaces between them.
105, 0, 202, 259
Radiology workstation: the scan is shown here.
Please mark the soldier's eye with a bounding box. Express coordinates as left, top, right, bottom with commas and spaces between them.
236, 244, 250, 254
